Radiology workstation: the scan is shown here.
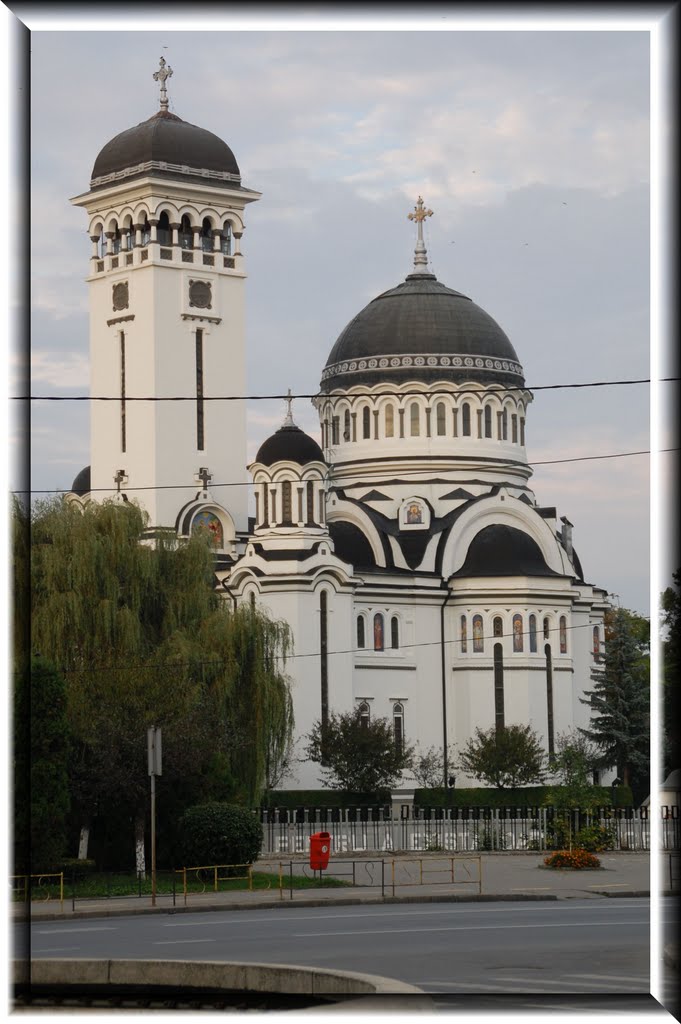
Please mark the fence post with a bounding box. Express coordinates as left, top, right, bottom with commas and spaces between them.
392, 859, 395, 898
381, 859, 385, 898
289, 860, 293, 900
59, 872, 63, 912
183, 867, 187, 907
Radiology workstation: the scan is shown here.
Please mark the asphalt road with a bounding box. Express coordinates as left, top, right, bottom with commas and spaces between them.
21, 898, 655, 997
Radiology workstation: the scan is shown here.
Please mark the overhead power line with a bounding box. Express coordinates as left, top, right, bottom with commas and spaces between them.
15, 447, 678, 495
17, 376, 678, 402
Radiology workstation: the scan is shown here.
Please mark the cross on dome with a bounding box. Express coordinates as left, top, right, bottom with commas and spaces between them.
407, 195, 433, 272
153, 56, 173, 111
283, 387, 295, 426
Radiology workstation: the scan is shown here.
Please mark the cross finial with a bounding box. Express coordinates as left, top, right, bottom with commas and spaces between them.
197, 466, 212, 492
283, 388, 294, 427
114, 469, 127, 493
407, 195, 433, 271
153, 56, 173, 111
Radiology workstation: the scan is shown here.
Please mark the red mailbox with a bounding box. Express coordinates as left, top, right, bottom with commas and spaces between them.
309, 831, 331, 871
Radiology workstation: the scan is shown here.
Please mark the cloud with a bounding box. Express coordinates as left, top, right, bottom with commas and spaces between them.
31, 350, 89, 389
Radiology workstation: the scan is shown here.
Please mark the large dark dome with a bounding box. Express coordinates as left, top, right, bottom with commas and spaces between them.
90, 109, 240, 189
70, 465, 91, 497
255, 424, 325, 467
321, 272, 523, 392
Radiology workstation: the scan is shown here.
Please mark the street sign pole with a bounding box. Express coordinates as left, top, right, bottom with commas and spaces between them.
147, 727, 162, 907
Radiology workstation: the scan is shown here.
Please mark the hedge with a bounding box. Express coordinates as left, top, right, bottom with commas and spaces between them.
177, 803, 263, 868
261, 790, 391, 809
261, 785, 634, 810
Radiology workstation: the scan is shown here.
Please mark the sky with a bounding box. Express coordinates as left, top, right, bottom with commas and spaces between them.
16, 13, 665, 616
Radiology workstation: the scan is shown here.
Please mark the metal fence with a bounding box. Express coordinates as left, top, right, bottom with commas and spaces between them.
259, 805, 680, 855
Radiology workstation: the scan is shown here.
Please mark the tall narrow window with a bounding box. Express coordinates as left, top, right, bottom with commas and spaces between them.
358, 701, 370, 728
141, 217, 151, 246
593, 625, 601, 661
180, 215, 193, 249
559, 616, 567, 654
362, 406, 371, 439
529, 614, 537, 653
385, 404, 394, 437
98, 229, 106, 258
460, 614, 468, 653
476, 408, 483, 437
543, 616, 550, 642
462, 403, 471, 436
410, 403, 420, 436
343, 410, 351, 442
320, 591, 329, 732
512, 414, 518, 443
493, 643, 505, 731
331, 417, 340, 445
306, 480, 315, 524
436, 402, 447, 436
282, 481, 292, 524
357, 616, 366, 649
201, 217, 213, 252
473, 614, 484, 653
262, 484, 269, 526
502, 408, 508, 440
520, 417, 526, 445
493, 616, 503, 638
391, 616, 399, 649
484, 404, 492, 438
545, 643, 555, 758
373, 613, 385, 652
119, 331, 126, 453
112, 223, 121, 254
393, 702, 404, 755
513, 613, 523, 652
195, 329, 204, 450
157, 210, 171, 245
221, 221, 232, 255
452, 408, 459, 436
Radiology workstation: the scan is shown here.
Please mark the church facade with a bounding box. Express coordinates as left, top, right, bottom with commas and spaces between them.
68, 64, 610, 790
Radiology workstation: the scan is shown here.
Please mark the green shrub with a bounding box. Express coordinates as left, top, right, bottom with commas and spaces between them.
415, 785, 633, 809
177, 803, 263, 868
58, 858, 97, 880
261, 790, 390, 809
573, 822, 617, 852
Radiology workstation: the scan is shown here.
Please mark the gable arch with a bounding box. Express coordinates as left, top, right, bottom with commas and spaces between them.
327, 507, 385, 568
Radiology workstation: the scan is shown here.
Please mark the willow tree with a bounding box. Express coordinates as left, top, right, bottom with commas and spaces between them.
26, 497, 293, 870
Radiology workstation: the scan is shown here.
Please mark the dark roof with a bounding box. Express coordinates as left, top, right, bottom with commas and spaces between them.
453, 524, 561, 578
321, 272, 523, 391
70, 465, 91, 496
91, 109, 240, 188
328, 520, 377, 569
254, 424, 325, 467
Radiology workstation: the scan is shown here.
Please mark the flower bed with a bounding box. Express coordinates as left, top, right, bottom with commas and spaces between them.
543, 848, 601, 870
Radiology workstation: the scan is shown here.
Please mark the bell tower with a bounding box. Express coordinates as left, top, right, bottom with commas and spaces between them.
70, 59, 260, 550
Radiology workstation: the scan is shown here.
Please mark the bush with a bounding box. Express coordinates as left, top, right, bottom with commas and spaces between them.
544, 849, 601, 870
178, 803, 263, 868
573, 823, 616, 852
415, 784, 633, 809
58, 858, 97, 881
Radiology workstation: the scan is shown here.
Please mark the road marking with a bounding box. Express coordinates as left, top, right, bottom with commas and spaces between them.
492, 974, 647, 990
34, 947, 81, 953
153, 938, 216, 945
35, 926, 116, 934
510, 887, 552, 891
294, 919, 643, 937
588, 883, 631, 888
566, 973, 649, 983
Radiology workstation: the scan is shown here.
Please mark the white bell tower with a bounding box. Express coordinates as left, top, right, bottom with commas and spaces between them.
70, 58, 260, 551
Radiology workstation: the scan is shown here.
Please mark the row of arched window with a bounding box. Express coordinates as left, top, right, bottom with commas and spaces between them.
254, 479, 325, 528
324, 397, 526, 447
94, 213, 232, 257
357, 700, 405, 754
460, 613, 570, 655
357, 612, 400, 652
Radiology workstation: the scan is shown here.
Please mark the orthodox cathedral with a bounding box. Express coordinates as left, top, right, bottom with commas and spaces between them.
67, 62, 610, 789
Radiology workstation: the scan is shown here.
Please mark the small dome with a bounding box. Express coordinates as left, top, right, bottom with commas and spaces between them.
91, 109, 240, 188
321, 273, 523, 392
454, 524, 560, 577
255, 424, 325, 467
70, 465, 91, 496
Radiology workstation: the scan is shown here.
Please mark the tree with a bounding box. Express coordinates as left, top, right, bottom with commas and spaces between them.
456, 724, 547, 789
24, 497, 294, 869
580, 606, 649, 789
661, 570, 680, 776
409, 744, 456, 789
305, 709, 414, 792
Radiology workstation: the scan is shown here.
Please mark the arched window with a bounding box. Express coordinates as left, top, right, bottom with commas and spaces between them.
513, 613, 523, 652
111, 222, 121, 254
559, 616, 567, 654
201, 217, 213, 252
281, 481, 292, 524
460, 614, 468, 653
362, 406, 371, 439
180, 214, 193, 249
157, 211, 171, 246
306, 480, 315, 524
385, 404, 394, 438
358, 701, 370, 728
391, 616, 399, 650
262, 484, 269, 526
98, 228, 107, 258
484, 404, 492, 438
191, 510, 223, 548
249, 591, 256, 610
331, 417, 340, 445
343, 409, 351, 442
520, 417, 526, 445
543, 617, 550, 642
221, 221, 232, 255
124, 222, 134, 250
141, 216, 151, 246
529, 614, 537, 653
436, 402, 447, 436
410, 403, 420, 437
373, 613, 385, 652
357, 616, 366, 649
511, 414, 518, 443
502, 408, 508, 440
393, 702, 404, 755
593, 625, 601, 661
473, 614, 484, 653
462, 403, 471, 436
493, 616, 503, 638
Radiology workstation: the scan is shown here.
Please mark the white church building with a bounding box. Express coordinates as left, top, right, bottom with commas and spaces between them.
67, 63, 609, 790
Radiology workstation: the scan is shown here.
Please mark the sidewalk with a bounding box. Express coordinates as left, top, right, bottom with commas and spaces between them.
14, 851, 656, 922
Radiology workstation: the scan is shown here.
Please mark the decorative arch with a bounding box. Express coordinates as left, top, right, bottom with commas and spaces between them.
326, 506, 385, 567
